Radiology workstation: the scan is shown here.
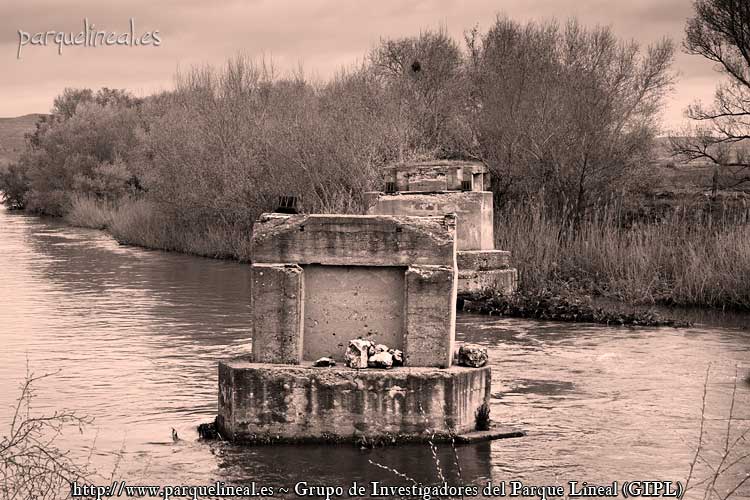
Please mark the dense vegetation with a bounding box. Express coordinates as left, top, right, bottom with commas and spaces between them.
2, 14, 750, 311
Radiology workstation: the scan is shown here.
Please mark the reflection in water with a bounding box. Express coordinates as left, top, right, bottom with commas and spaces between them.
216, 443, 493, 489
0, 206, 749, 499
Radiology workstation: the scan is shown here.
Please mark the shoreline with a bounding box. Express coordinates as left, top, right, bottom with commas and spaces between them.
459, 290, 695, 327
20, 206, 750, 328
6, 205, 750, 329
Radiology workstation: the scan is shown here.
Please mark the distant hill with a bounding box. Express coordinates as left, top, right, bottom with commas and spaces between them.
0, 114, 44, 167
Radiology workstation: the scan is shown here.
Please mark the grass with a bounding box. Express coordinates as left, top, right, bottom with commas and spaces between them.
496, 197, 750, 310
65, 195, 116, 229
61, 186, 750, 313
64, 194, 254, 261
474, 403, 491, 431
107, 199, 254, 261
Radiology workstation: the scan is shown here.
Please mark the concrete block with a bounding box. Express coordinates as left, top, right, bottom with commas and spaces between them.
250, 264, 304, 364
217, 361, 491, 443
250, 213, 459, 368
458, 268, 518, 295
252, 214, 456, 267
383, 161, 489, 193
404, 265, 457, 368
457, 250, 510, 271
366, 191, 493, 251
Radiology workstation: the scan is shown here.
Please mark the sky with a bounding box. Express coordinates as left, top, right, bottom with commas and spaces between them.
1, 0, 721, 132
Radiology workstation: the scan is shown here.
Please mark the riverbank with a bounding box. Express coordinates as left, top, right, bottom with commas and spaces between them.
44, 194, 750, 325
7, 187, 750, 325
460, 289, 693, 327
64, 195, 255, 261
495, 196, 750, 313
39, 199, 736, 327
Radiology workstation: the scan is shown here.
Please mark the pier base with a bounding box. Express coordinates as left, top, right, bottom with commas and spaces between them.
217, 361, 491, 444
456, 250, 518, 295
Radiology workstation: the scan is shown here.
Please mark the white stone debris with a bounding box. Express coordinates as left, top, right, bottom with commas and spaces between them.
368, 351, 394, 369
312, 357, 336, 367
345, 339, 373, 369
344, 339, 405, 369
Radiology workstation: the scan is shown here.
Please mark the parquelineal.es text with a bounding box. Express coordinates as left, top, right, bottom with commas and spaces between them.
17, 18, 160, 58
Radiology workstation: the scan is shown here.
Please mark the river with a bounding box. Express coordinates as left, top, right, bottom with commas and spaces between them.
0, 205, 748, 499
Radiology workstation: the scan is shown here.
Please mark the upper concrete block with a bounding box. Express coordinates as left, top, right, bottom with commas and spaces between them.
252, 213, 456, 267
384, 160, 490, 192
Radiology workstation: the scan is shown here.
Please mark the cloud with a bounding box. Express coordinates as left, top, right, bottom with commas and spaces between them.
0, 0, 726, 128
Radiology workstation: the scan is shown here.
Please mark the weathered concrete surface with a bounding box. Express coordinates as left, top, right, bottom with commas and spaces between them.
459, 268, 518, 295
252, 214, 456, 266
456, 250, 510, 271
366, 192, 493, 251
217, 361, 491, 443
250, 213, 458, 368
384, 161, 490, 192
456, 250, 517, 295
404, 265, 457, 368
250, 264, 304, 364
302, 265, 404, 362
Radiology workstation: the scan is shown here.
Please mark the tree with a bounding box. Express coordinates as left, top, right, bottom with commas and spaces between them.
12, 88, 144, 215
1, 367, 93, 499
671, 0, 750, 190
468, 18, 675, 230
0, 163, 30, 210
369, 29, 471, 160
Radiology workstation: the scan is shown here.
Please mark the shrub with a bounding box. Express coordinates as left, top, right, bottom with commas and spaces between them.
0, 163, 30, 210
65, 194, 116, 229
1, 368, 92, 499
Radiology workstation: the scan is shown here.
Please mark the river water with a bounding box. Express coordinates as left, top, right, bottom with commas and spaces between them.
1, 205, 749, 499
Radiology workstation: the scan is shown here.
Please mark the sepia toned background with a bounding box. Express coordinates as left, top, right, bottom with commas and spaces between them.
2, 0, 717, 129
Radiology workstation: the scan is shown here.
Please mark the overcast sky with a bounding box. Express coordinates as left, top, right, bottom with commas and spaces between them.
1, 0, 721, 131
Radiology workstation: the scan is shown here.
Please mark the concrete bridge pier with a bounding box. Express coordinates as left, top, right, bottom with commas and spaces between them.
217, 213, 504, 444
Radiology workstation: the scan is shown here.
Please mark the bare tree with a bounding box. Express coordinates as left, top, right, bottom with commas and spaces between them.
671, 0, 750, 190
1, 366, 93, 500
369, 29, 470, 160
468, 17, 675, 231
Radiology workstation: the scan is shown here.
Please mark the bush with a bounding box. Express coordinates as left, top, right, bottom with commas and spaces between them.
13, 89, 143, 216
1, 368, 92, 499
474, 403, 491, 431
65, 194, 116, 229
0, 163, 30, 210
